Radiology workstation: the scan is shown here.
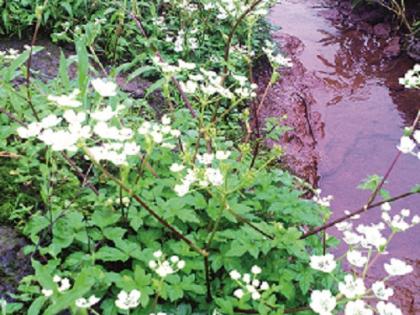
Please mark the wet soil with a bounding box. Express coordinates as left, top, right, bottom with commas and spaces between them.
265, 0, 420, 313
0, 226, 31, 300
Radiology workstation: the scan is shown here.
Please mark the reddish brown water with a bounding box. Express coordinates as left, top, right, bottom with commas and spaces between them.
268, 0, 420, 312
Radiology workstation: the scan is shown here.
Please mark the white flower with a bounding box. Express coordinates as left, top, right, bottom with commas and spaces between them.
390, 214, 410, 231
215, 150, 231, 160
197, 153, 214, 165
233, 288, 244, 299
161, 115, 171, 125
75, 295, 100, 308
338, 274, 366, 299
414, 130, 420, 143
251, 291, 261, 300
381, 202, 391, 211
251, 265, 262, 274
174, 183, 190, 196
53, 275, 62, 282
39, 130, 78, 152
345, 300, 373, 315
230, 270, 241, 280
91, 78, 117, 97
178, 59, 195, 70
336, 221, 353, 231
180, 80, 198, 94
170, 129, 181, 138
260, 281, 269, 290
48, 91, 81, 107
310, 254, 337, 273
377, 301, 402, 315
58, 278, 71, 292
398, 210, 409, 219
121, 197, 130, 207
42, 289, 53, 297
149, 260, 157, 269
170, 163, 185, 172
138, 121, 151, 135
17, 122, 42, 138
396, 136, 416, 154
242, 273, 251, 284
347, 250, 368, 268
372, 281, 394, 300
155, 262, 174, 277
412, 215, 420, 224
91, 107, 117, 121
115, 290, 141, 310
41, 115, 62, 128
177, 260, 186, 269
309, 290, 336, 315
170, 255, 179, 263
150, 130, 163, 143
123, 142, 140, 156
205, 168, 224, 186
384, 258, 413, 276
184, 169, 197, 185
63, 110, 86, 125
357, 224, 386, 250
153, 250, 163, 258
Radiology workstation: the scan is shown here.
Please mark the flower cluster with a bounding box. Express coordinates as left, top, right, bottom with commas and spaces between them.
263, 41, 293, 68
229, 266, 269, 301
309, 203, 417, 315
41, 275, 71, 297
312, 189, 334, 207
172, 150, 231, 197
310, 254, 337, 273
0, 48, 20, 62
16, 79, 181, 166
396, 130, 420, 159
75, 295, 100, 309
153, 57, 257, 99
115, 289, 141, 310
398, 64, 420, 89
148, 250, 186, 278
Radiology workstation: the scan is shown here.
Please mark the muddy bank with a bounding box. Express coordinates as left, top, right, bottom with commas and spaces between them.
254, 36, 323, 186
265, 0, 419, 313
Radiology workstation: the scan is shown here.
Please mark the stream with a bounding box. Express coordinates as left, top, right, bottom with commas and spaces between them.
267, 0, 420, 313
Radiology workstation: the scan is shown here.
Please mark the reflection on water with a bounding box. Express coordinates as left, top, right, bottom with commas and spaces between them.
268, 0, 419, 312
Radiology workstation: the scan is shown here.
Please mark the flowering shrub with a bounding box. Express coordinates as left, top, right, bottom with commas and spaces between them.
0, 1, 419, 315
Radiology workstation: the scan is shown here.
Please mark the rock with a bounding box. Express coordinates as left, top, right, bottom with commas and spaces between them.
373, 23, 391, 38
407, 37, 420, 62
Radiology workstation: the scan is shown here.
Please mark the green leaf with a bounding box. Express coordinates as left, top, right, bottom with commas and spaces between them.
96, 246, 129, 262
27, 297, 46, 315
75, 39, 89, 99
128, 65, 156, 82
58, 50, 70, 89
145, 77, 165, 97
44, 267, 96, 315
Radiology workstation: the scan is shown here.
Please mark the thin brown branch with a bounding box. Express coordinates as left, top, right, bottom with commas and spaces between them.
301, 191, 419, 239
84, 148, 208, 257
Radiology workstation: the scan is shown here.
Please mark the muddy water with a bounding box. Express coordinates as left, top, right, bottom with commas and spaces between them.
267, 0, 420, 313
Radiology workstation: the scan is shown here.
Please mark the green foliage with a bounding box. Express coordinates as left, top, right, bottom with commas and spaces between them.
0, 1, 340, 314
